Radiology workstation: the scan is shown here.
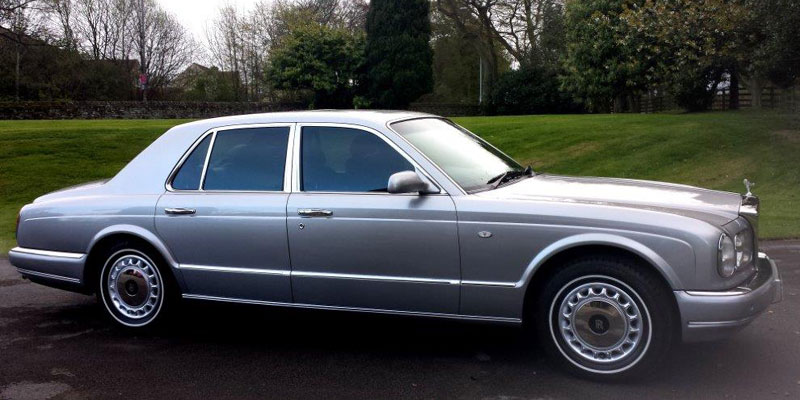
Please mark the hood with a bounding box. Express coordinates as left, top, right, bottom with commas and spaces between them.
478, 174, 743, 226
34, 179, 110, 203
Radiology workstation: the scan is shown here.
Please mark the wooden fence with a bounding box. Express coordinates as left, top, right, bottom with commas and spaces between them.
642, 85, 800, 113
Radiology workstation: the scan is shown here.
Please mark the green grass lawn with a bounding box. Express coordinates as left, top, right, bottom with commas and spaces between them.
1, 111, 798, 254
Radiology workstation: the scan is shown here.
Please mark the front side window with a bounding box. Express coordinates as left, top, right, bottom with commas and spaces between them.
301, 126, 414, 192
391, 118, 523, 192
203, 127, 289, 191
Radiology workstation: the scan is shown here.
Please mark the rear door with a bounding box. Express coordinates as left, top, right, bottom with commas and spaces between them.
155, 124, 294, 303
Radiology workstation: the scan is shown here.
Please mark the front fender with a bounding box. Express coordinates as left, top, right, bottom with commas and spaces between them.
518, 232, 687, 291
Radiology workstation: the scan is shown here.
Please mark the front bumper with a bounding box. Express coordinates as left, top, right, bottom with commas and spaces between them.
676, 252, 782, 342
8, 247, 88, 293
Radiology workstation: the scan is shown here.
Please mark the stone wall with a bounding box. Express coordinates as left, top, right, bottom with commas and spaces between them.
0, 101, 303, 120
0, 101, 485, 119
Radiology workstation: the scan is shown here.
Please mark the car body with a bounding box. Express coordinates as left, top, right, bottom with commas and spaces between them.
9, 110, 782, 378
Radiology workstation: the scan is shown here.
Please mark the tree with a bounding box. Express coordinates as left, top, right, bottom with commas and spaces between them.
618, 0, 739, 111
267, 22, 363, 108
437, 0, 565, 67
491, 64, 579, 114
363, 0, 433, 108
561, 0, 647, 112
435, 0, 566, 98
132, 0, 192, 101
0, 0, 50, 100
734, 0, 800, 108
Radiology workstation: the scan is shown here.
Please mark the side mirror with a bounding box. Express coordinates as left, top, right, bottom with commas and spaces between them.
387, 171, 439, 194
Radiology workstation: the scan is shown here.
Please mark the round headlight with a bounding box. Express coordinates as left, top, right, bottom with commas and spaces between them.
718, 234, 736, 277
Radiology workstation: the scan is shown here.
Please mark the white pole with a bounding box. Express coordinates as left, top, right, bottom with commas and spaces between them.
479, 57, 483, 104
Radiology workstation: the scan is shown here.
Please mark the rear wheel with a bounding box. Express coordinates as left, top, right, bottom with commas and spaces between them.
97, 242, 173, 328
535, 256, 676, 380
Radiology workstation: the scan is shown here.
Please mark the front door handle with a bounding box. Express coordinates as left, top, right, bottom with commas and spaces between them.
164, 207, 196, 215
297, 209, 333, 217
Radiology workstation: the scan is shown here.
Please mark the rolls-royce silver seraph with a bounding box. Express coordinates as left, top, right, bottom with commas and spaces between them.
9, 111, 782, 379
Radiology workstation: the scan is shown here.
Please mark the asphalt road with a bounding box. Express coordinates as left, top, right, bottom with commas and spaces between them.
1, 241, 798, 400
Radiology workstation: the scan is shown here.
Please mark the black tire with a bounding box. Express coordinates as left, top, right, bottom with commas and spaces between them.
533, 255, 677, 380
96, 241, 176, 329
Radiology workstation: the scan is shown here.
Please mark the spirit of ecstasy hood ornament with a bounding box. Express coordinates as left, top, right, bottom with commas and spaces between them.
743, 178, 755, 197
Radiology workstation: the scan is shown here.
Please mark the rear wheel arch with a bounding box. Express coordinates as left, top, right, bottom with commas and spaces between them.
84, 231, 180, 295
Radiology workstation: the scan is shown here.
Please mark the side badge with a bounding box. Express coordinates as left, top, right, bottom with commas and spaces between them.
478, 231, 493, 239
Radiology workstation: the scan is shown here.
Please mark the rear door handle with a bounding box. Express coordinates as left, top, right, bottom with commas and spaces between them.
164, 207, 196, 215
297, 209, 333, 217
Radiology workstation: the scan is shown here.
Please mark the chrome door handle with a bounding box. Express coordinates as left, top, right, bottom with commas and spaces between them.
297, 209, 333, 217
164, 207, 196, 215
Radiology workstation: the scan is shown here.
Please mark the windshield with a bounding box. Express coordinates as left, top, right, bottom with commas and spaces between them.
391, 118, 524, 192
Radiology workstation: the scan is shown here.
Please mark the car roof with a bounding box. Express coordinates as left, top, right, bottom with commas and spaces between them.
171, 109, 438, 134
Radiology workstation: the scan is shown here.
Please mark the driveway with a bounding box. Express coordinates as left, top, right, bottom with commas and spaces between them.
1, 241, 798, 399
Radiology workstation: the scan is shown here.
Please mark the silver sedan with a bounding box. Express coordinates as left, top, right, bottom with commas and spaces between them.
9, 111, 782, 379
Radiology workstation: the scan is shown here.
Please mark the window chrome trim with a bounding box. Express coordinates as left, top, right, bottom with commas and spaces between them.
17, 268, 82, 283
165, 123, 296, 193
165, 129, 214, 192
180, 264, 290, 276
197, 130, 216, 190
182, 293, 522, 324
10, 247, 85, 259
292, 122, 446, 195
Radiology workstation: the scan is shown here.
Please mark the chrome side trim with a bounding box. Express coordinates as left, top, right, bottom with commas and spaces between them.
684, 289, 751, 297
461, 280, 517, 288
687, 316, 756, 328
179, 265, 518, 288
291, 270, 460, 285
182, 294, 521, 324
10, 247, 85, 259
17, 268, 81, 283
178, 264, 463, 285
180, 264, 290, 276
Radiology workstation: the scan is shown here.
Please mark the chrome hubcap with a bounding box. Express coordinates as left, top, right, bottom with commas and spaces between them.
556, 281, 643, 363
107, 254, 161, 319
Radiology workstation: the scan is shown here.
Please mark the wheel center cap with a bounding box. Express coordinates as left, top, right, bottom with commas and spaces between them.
573, 300, 627, 349
588, 314, 610, 335
125, 280, 139, 296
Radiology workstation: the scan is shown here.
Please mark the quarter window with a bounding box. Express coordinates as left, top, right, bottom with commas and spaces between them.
301, 126, 414, 192
203, 127, 289, 191
171, 134, 212, 190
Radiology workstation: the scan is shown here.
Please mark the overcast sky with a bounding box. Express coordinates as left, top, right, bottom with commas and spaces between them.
158, 0, 267, 42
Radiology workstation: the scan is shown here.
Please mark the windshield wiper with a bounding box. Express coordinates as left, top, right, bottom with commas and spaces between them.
486, 166, 534, 189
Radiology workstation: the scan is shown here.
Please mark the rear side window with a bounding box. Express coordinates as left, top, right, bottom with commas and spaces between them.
301, 126, 413, 192
171, 134, 212, 190
203, 127, 289, 191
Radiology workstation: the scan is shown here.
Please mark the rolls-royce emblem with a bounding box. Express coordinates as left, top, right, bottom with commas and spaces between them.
478, 231, 493, 238
743, 178, 755, 197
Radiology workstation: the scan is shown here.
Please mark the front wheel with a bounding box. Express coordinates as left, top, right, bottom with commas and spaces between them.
97, 243, 172, 328
535, 256, 677, 380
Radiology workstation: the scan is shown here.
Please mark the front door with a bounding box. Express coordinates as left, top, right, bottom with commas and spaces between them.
156, 124, 293, 303
287, 125, 461, 314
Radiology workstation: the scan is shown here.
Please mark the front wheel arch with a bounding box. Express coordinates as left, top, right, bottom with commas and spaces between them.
522, 245, 680, 337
